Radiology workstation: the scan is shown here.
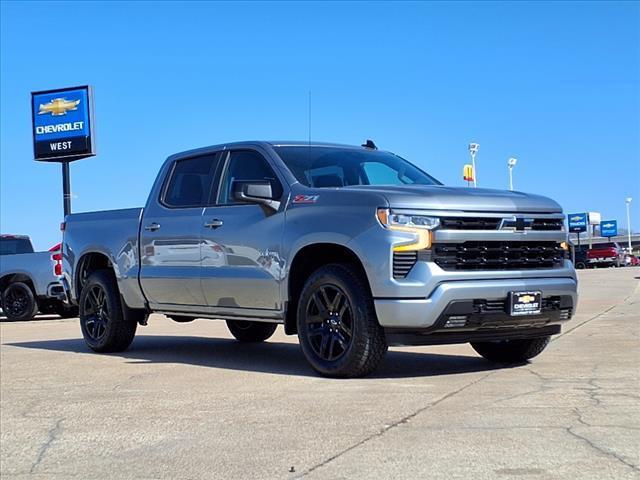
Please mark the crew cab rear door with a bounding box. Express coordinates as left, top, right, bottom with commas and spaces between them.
139, 153, 222, 308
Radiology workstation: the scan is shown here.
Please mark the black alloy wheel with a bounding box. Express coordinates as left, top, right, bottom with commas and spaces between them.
82, 284, 110, 341
296, 264, 387, 377
2, 282, 38, 320
79, 270, 137, 353
305, 284, 353, 362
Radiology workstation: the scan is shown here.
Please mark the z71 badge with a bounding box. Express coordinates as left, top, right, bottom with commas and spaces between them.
292, 194, 319, 204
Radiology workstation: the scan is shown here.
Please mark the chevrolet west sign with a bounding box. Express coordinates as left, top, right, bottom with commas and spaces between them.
31, 86, 95, 162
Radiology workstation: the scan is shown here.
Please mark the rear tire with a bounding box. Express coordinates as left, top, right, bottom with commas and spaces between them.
169, 315, 196, 323
79, 270, 137, 353
226, 320, 277, 342
296, 263, 387, 378
1, 282, 38, 321
471, 336, 550, 363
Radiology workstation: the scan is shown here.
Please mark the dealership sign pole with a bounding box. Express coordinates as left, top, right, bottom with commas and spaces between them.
31, 86, 96, 216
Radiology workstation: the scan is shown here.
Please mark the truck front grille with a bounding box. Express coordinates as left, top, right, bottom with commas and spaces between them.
433, 241, 565, 271
393, 251, 418, 278
440, 217, 564, 231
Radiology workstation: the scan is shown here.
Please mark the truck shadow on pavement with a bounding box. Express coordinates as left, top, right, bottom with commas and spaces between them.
8, 335, 506, 379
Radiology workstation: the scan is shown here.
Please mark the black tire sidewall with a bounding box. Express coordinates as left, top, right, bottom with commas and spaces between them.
471, 336, 550, 363
296, 264, 386, 377
226, 320, 277, 342
2, 282, 38, 321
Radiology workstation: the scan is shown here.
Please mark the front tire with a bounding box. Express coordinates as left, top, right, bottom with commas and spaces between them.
79, 270, 137, 353
296, 264, 387, 378
226, 320, 277, 342
1, 282, 38, 321
471, 336, 551, 363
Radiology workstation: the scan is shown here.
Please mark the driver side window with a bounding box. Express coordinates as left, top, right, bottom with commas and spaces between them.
218, 150, 283, 205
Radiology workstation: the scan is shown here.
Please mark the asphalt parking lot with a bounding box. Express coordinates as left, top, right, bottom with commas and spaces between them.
1, 268, 638, 480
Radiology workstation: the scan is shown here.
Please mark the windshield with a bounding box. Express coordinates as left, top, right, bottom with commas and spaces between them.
274, 146, 441, 188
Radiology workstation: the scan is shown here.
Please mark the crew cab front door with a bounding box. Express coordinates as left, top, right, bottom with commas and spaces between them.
200, 149, 286, 313
139, 153, 221, 308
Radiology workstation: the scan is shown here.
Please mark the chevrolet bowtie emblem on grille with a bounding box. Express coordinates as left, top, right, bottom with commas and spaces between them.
499, 216, 533, 231
519, 295, 536, 304
38, 98, 81, 116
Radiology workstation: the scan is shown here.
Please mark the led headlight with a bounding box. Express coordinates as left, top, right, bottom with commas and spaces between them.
376, 208, 440, 251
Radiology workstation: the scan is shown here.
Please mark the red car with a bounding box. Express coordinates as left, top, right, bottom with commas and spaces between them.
626, 255, 639, 267
587, 242, 624, 267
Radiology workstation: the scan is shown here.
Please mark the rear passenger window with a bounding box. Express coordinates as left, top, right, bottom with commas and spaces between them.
164, 155, 218, 208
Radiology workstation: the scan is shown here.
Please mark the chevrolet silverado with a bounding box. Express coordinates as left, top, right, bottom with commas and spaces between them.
62, 141, 577, 377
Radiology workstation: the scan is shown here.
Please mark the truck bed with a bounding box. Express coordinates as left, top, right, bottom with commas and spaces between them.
63, 208, 145, 308
0, 251, 58, 297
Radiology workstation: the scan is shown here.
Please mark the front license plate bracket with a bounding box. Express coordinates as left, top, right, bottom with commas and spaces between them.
510, 291, 542, 316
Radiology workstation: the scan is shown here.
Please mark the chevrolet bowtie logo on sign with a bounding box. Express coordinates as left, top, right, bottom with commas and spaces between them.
38, 98, 81, 116
31, 86, 95, 162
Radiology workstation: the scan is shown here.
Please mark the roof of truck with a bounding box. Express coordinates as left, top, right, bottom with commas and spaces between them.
167, 140, 377, 161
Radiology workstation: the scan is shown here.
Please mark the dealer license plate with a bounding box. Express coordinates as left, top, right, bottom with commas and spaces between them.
510, 291, 542, 316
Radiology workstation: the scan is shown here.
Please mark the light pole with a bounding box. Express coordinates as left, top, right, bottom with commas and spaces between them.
626, 197, 633, 252
507, 157, 517, 191
468, 143, 479, 188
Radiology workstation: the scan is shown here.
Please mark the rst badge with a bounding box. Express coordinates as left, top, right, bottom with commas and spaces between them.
31, 86, 96, 162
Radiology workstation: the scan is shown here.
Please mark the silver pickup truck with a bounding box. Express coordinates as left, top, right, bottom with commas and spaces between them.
62, 141, 577, 377
1, 235, 74, 320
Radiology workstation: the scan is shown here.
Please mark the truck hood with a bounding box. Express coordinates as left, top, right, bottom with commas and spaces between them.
343, 185, 562, 213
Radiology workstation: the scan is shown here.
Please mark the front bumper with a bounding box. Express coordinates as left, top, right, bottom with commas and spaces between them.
374, 276, 577, 330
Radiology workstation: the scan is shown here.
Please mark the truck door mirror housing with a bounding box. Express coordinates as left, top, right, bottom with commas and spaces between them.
232, 180, 280, 210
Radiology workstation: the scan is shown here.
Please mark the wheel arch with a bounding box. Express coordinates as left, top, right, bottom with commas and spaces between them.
0, 273, 37, 297
75, 251, 113, 299
285, 242, 371, 335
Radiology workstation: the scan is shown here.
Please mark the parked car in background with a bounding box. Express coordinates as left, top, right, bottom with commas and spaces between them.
572, 246, 589, 269
587, 242, 624, 268
624, 254, 639, 267
0, 234, 77, 321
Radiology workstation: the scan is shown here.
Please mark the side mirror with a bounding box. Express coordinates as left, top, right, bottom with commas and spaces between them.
232, 180, 280, 210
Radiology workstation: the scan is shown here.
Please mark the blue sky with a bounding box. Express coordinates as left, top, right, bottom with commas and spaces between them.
1, 1, 638, 250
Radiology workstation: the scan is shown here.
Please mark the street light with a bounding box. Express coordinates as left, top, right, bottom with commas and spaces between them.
468, 143, 479, 188
507, 157, 517, 191
626, 197, 633, 252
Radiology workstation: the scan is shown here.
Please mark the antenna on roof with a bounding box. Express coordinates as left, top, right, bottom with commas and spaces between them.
308, 90, 312, 147
362, 139, 377, 150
